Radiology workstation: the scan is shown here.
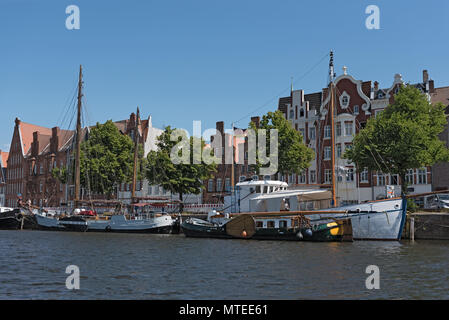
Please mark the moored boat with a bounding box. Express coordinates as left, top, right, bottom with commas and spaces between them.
182, 213, 353, 242
222, 180, 407, 241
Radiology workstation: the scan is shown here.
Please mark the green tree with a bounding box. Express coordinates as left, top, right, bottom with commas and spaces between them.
145, 126, 217, 212
345, 86, 449, 195
249, 110, 314, 177
79, 120, 143, 197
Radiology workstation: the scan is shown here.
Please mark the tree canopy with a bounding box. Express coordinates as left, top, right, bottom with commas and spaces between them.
144, 126, 216, 210
249, 110, 314, 176
344, 85, 449, 194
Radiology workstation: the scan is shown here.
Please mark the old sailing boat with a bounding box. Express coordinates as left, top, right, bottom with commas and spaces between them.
183, 51, 407, 241
33, 66, 180, 233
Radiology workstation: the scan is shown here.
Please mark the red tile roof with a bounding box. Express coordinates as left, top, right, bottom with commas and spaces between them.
18, 121, 52, 155
0, 151, 9, 168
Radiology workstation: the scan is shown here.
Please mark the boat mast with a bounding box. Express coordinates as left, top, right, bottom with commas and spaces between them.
329, 51, 337, 207
74, 65, 83, 207
131, 107, 140, 202
231, 122, 235, 190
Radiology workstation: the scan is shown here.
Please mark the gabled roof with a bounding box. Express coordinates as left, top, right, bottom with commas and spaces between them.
304, 92, 322, 110
18, 121, 52, 155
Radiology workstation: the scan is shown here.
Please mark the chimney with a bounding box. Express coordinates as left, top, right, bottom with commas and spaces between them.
250, 116, 260, 128
429, 79, 435, 93
216, 121, 224, 136
374, 81, 379, 92
51, 127, 60, 153
32, 131, 39, 156
15, 117, 21, 127
423, 70, 429, 83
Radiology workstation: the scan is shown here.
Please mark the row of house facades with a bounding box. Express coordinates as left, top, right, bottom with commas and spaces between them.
201, 69, 449, 204
1, 68, 448, 208
0, 113, 201, 208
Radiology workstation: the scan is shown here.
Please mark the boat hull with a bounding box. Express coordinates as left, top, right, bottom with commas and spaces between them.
310, 198, 407, 241
181, 219, 350, 242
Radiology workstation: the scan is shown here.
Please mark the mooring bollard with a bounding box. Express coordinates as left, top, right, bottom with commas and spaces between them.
410, 217, 415, 241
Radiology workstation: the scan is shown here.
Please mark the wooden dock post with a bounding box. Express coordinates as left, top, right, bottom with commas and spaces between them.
410, 217, 415, 241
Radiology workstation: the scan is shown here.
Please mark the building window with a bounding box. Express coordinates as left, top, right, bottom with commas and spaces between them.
40, 164, 43, 175
324, 147, 332, 160
346, 168, 354, 182
324, 169, 332, 184
208, 179, 214, 192
288, 174, 295, 184
289, 109, 294, 119
225, 178, 231, 192
310, 170, 316, 184
299, 109, 305, 118
309, 127, 315, 140
390, 174, 399, 185
354, 105, 359, 114
336, 123, 341, 136
418, 168, 427, 184
299, 172, 306, 184
405, 169, 414, 185
324, 125, 331, 139
344, 122, 353, 136
216, 178, 222, 192
360, 168, 369, 183
377, 173, 386, 186
336, 144, 342, 158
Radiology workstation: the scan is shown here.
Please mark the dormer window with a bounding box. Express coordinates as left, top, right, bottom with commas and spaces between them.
378, 92, 384, 99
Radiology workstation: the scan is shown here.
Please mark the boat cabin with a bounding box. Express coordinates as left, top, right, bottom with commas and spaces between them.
223, 180, 333, 213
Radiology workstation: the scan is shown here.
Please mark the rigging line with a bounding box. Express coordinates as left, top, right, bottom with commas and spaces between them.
58, 82, 78, 131
56, 80, 79, 128
233, 52, 330, 126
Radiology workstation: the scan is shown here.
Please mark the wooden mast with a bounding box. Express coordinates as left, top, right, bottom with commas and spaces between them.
74, 65, 83, 207
131, 107, 140, 202
329, 51, 337, 207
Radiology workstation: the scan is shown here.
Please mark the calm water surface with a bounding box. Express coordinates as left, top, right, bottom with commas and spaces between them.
0, 230, 448, 299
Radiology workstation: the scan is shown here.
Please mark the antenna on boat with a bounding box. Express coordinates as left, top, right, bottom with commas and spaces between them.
328, 51, 337, 207
74, 65, 83, 208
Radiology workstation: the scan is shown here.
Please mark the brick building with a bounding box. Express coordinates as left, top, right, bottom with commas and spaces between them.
431, 86, 449, 191
279, 68, 440, 203
202, 117, 261, 203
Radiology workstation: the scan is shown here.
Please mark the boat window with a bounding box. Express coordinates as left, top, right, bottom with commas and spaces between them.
279, 220, 287, 228
256, 186, 261, 193
256, 221, 263, 228
263, 186, 268, 194
267, 221, 275, 228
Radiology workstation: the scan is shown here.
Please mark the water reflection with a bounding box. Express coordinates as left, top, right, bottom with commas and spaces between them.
0, 231, 449, 299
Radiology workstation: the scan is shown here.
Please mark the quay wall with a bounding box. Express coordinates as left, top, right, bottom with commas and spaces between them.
403, 212, 449, 240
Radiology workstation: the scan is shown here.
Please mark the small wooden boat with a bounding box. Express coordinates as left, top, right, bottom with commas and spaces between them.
181, 213, 352, 242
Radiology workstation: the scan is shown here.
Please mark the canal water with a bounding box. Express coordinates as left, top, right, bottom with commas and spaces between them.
0, 230, 448, 299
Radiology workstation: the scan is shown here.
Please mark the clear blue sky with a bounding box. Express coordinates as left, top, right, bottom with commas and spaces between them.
1, 0, 448, 151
